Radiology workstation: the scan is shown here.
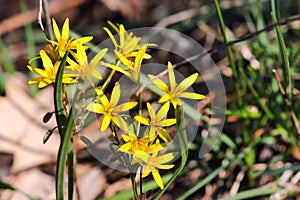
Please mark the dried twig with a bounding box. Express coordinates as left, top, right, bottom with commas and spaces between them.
272, 69, 300, 138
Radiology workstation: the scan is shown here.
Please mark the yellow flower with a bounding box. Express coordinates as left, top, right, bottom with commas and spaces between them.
67, 43, 108, 86
85, 82, 138, 131
48, 18, 93, 58
103, 21, 153, 59
133, 151, 176, 189
103, 47, 147, 82
135, 102, 175, 142
27, 50, 77, 88
149, 62, 205, 108
119, 130, 163, 154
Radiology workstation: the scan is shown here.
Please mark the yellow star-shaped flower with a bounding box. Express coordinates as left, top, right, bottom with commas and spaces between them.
102, 47, 147, 82
103, 21, 153, 59
132, 151, 177, 190
149, 62, 205, 108
85, 82, 138, 131
67, 43, 108, 86
135, 102, 175, 142
49, 18, 93, 58
119, 130, 163, 154
27, 50, 77, 88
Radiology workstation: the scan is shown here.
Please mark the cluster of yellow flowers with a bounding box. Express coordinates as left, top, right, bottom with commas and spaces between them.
27, 18, 205, 190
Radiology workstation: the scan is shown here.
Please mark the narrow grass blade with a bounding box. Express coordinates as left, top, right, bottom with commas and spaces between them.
0, 65, 6, 96
221, 186, 282, 200
0, 37, 15, 75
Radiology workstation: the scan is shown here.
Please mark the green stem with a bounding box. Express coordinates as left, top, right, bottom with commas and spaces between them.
68, 146, 74, 200
152, 105, 188, 199
214, 0, 241, 107
271, 12, 292, 103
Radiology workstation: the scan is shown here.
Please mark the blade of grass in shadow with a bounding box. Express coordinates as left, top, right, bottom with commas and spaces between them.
177, 138, 262, 200
0, 37, 15, 75
0, 65, 6, 95
220, 186, 282, 200
271, 11, 292, 102
19, 0, 38, 96
0, 180, 38, 200
100, 174, 174, 200
213, 0, 241, 107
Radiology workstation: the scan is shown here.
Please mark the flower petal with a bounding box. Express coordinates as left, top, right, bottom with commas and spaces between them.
146, 102, 156, 120
101, 114, 111, 131
52, 18, 61, 40
178, 92, 205, 100
167, 62, 176, 91
148, 74, 169, 93
91, 48, 108, 65
134, 116, 150, 125
61, 18, 69, 42
114, 102, 138, 112
157, 102, 170, 120
175, 73, 198, 93
85, 103, 105, 114
112, 115, 128, 131
158, 152, 177, 163
152, 170, 164, 189
110, 82, 121, 107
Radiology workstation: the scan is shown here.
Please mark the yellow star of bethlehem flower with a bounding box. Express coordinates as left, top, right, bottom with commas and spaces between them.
149, 62, 205, 109
85, 82, 138, 131
119, 130, 163, 154
27, 50, 77, 88
102, 47, 147, 82
67, 43, 108, 86
103, 21, 154, 59
48, 18, 93, 58
133, 151, 177, 190
135, 102, 175, 142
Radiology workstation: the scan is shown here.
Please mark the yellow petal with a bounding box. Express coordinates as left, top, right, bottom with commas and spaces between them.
175, 73, 198, 93
101, 62, 131, 76
40, 50, 54, 70
119, 24, 125, 47
157, 129, 172, 143
76, 43, 87, 65
114, 102, 138, 113
121, 134, 130, 142
101, 114, 111, 131
85, 103, 105, 114
91, 48, 108, 65
110, 82, 121, 107
157, 102, 170, 120
152, 170, 164, 189
134, 48, 147, 68
163, 119, 176, 126
38, 80, 52, 88
61, 18, 70, 42
118, 143, 131, 152
158, 152, 177, 163
146, 102, 156, 119
148, 74, 169, 93
142, 170, 151, 178
52, 18, 61, 40
134, 116, 150, 125
158, 94, 171, 104
167, 61, 176, 91
114, 50, 132, 69
178, 92, 205, 100
157, 164, 174, 170
103, 27, 118, 48
112, 115, 128, 131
